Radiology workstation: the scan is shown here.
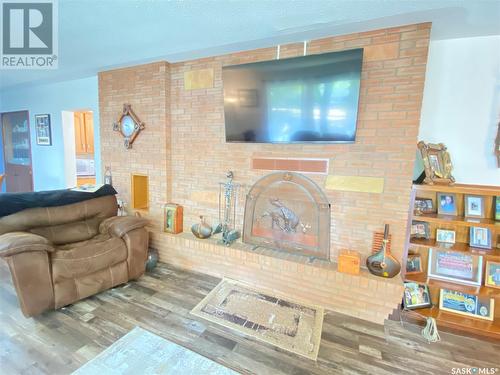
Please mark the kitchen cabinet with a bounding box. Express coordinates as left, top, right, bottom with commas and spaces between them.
74, 112, 94, 154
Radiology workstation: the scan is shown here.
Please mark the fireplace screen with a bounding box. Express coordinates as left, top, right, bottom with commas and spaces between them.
243, 172, 330, 260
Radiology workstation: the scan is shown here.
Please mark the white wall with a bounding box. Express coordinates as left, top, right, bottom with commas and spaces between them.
0, 76, 101, 191
419, 35, 500, 185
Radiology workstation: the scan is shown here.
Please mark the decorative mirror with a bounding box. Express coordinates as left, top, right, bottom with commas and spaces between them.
113, 104, 145, 149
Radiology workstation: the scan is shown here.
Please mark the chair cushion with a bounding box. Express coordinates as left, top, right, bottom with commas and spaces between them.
51, 233, 127, 283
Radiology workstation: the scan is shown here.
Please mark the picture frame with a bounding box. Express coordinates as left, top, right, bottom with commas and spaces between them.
437, 192, 458, 216
495, 196, 500, 221
439, 288, 494, 321
436, 229, 456, 244
428, 248, 483, 286
464, 195, 485, 218
417, 141, 455, 185
410, 220, 430, 239
35, 114, 52, 146
406, 253, 423, 275
414, 198, 434, 215
403, 282, 432, 310
485, 261, 500, 289
163, 203, 183, 234
469, 227, 492, 249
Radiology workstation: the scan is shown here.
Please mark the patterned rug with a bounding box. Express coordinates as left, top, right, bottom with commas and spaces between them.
191, 279, 324, 360
72, 327, 237, 375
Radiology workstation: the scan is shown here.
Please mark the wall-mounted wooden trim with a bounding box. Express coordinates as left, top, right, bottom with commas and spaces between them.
252, 157, 329, 174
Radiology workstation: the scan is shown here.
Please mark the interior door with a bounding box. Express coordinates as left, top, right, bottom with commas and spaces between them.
1, 111, 33, 192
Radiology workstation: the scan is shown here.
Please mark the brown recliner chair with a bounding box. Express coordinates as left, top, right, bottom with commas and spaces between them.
0, 195, 149, 317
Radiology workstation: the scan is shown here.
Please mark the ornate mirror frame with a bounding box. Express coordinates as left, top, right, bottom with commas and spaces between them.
113, 104, 145, 149
417, 141, 455, 185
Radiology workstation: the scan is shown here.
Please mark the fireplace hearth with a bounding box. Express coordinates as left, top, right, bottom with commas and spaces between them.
243, 172, 331, 260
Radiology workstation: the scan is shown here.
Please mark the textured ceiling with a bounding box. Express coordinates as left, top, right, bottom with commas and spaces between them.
1, 0, 499, 90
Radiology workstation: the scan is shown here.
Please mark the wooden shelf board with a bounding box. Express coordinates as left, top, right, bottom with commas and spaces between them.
413, 183, 500, 196
409, 238, 500, 258
412, 213, 499, 230
405, 274, 500, 298
410, 307, 500, 339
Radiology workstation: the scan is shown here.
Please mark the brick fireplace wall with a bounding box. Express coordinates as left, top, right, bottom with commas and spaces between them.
99, 23, 431, 324
99, 62, 171, 231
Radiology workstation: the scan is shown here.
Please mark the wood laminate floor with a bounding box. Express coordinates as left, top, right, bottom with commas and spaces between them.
0, 261, 499, 375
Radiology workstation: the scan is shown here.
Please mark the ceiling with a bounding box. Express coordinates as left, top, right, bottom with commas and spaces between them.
1, 0, 499, 91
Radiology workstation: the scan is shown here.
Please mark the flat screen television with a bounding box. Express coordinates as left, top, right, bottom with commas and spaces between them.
223, 48, 363, 143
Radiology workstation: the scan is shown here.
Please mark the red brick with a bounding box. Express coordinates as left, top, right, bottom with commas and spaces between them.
99, 22, 430, 325
363, 42, 400, 61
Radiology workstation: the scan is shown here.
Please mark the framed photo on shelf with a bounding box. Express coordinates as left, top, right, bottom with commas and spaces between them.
406, 254, 423, 274
437, 192, 458, 216
163, 203, 183, 234
485, 261, 500, 289
428, 248, 483, 286
417, 141, 455, 185
410, 221, 430, 239
414, 198, 434, 215
436, 229, 456, 244
464, 195, 485, 218
439, 288, 495, 321
35, 114, 52, 146
495, 196, 500, 221
403, 282, 432, 310
469, 227, 492, 249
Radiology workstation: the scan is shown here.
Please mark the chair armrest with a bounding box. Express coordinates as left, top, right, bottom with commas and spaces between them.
99, 216, 149, 238
0, 232, 54, 257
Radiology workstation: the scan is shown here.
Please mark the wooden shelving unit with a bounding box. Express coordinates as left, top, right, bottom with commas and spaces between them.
403, 183, 500, 339
409, 238, 500, 258
409, 307, 500, 339
413, 213, 498, 229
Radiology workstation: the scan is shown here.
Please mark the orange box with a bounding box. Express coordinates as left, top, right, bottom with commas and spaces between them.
338, 250, 361, 275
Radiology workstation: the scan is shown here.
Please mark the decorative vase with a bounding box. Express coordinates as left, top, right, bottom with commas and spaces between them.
145, 248, 159, 272
191, 216, 212, 239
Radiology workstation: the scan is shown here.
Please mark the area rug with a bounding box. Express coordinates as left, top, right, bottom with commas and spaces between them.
190, 278, 324, 360
72, 326, 237, 375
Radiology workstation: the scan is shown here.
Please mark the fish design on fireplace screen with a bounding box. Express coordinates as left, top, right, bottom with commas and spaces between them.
243, 171, 331, 260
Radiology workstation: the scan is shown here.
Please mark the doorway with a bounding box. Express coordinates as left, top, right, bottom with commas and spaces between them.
1, 111, 33, 192
73, 111, 96, 186
61, 110, 96, 188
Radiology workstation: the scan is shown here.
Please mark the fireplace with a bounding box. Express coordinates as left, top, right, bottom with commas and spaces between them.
243, 172, 331, 260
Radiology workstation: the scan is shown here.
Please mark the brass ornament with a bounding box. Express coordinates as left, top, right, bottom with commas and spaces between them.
113, 104, 145, 149
417, 141, 455, 185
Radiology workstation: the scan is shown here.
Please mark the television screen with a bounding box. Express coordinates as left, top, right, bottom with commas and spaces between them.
223, 48, 363, 143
